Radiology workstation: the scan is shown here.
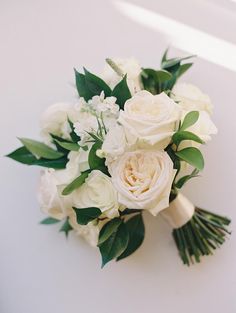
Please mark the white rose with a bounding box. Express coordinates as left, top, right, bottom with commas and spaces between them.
118, 91, 180, 150
72, 170, 120, 219
101, 124, 127, 160
184, 110, 217, 143
172, 83, 217, 146
38, 169, 72, 220
68, 212, 100, 247
40, 102, 80, 145
108, 150, 176, 216
101, 58, 142, 95
37, 149, 90, 220
172, 83, 213, 114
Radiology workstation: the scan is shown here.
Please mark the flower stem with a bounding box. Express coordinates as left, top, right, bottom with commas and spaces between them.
172, 207, 231, 265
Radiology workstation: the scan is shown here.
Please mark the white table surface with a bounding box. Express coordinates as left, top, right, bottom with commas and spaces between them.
1, 0, 236, 312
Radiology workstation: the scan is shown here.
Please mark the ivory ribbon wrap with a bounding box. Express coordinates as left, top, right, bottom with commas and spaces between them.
161, 193, 195, 229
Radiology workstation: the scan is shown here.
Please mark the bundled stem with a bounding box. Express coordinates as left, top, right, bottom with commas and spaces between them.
173, 208, 231, 266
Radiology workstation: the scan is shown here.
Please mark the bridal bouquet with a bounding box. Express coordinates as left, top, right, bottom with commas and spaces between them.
7, 50, 231, 267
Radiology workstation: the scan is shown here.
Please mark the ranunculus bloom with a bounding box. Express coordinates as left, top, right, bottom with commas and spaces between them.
108, 150, 176, 216
118, 91, 180, 150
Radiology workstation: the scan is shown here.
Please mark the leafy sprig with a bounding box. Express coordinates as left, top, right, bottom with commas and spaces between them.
141, 49, 195, 95
74, 66, 131, 109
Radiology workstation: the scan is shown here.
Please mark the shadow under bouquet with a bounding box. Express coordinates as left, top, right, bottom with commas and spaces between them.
7, 50, 231, 267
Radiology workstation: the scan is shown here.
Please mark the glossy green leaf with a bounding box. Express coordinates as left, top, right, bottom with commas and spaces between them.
68, 119, 81, 143
40, 217, 60, 225
172, 131, 204, 146
7, 146, 38, 165
178, 63, 193, 77
111, 75, 131, 109
54, 139, 80, 151
33, 156, 68, 169
88, 141, 104, 169
6, 146, 68, 169
176, 147, 204, 171
161, 48, 169, 64
50, 134, 71, 153
117, 214, 145, 261
98, 218, 122, 245
74, 69, 94, 101
73, 207, 102, 225
19, 138, 64, 159
156, 70, 172, 82
60, 218, 73, 238
99, 222, 129, 267
62, 170, 91, 195
179, 111, 199, 131
175, 168, 200, 189
84, 68, 111, 97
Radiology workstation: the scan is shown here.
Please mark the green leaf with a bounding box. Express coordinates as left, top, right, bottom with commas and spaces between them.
68, 119, 81, 143
73, 207, 102, 225
40, 217, 60, 225
165, 144, 181, 173
60, 218, 73, 238
162, 55, 195, 70
172, 131, 204, 146
7, 146, 39, 165
98, 218, 122, 245
50, 134, 71, 153
178, 63, 193, 77
33, 156, 68, 169
117, 214, 145, 261
19, 138, 64, 160
156, 70, 172, 82
99, 222, 129, 267
176, 147, 204, 171
141, 68, 159, 94
161, 48, 169, 64
180, 111, 199, 131
88, 141, 104, 169
6, 146, 68, 169
84, 68, 112, 97
111, 74, 132, 109
175, 168, 200, 189
62, 170, 91, 195
54, 139, 80, 151
74, 69, 94, 101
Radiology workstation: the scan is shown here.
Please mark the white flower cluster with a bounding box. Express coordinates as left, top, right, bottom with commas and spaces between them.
38, 58, 217, 246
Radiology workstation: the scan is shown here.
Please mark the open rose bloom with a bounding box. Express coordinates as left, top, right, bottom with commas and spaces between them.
7, 50, 231, 267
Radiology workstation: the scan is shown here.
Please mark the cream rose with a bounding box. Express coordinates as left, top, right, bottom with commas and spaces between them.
72, 170, 120, 219
118, 91, 180, 150
172, 83, 213, 114
108, 150, 175, 216
101, 58, 142, 95
40, 102, 80, 145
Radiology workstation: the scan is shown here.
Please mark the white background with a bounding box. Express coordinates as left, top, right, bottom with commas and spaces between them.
1, 0, 236, 312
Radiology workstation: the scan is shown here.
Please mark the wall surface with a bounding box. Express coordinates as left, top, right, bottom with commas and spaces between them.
1, 1, 236, 312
